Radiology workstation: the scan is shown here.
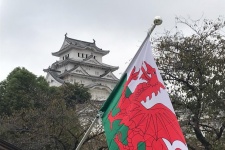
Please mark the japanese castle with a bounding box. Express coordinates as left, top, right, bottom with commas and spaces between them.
44, 34, 119, 101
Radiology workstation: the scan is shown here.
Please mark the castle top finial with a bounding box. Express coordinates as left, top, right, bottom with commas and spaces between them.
65, 33, 67, 37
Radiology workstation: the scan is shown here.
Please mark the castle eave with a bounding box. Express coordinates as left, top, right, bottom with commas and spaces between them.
52, 36, 110, 57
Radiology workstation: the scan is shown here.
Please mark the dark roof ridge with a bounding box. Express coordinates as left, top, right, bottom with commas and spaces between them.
100, 70, 111, 77
100, 70, 119, 80
43, 68, 64, 84
59, 71, 118, 82
49, 71, 65, 83
52, 34, 110, 57
65, 36, 95, 45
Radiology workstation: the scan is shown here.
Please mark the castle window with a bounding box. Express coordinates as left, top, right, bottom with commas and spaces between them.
94, 56, 96, 59
78, 53, 80, 57
82, 53, 84, 58
86, 54, 88, 58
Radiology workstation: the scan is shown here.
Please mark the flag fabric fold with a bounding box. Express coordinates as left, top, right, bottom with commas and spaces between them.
100, 34, 188, 150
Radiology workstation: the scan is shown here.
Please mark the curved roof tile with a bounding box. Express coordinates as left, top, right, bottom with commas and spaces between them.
52, 35, 109, 56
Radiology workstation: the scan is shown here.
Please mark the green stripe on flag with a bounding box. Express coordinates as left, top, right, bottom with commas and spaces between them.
100, 73, 127, 113
100, 74, 129, 149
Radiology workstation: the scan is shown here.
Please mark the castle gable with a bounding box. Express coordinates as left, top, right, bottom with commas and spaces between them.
60, 39, 70, 50
101, 71, 118, 80
70, 66, 89, 76
84, 57, 102, 66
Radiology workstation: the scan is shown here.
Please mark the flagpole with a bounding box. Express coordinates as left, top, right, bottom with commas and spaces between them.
75, 16, 162, 150
124, 16, 162, 73
148, 16, 163, 36
75, 113, 102, 150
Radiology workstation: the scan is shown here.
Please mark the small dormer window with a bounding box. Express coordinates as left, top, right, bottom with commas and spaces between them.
65, 54, 69, 59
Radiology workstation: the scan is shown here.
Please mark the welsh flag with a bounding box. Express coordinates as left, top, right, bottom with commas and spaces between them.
100, 35, 188, 150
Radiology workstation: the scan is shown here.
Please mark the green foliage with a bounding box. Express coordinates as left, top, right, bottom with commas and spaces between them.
0, 67, 92, 114
0, 67, 53, 115
59, 83, 91, 108
0, 67, 106, 149
155, 16, 225, 149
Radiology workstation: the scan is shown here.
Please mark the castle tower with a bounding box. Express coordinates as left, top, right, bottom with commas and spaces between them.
44, 34, 119, 101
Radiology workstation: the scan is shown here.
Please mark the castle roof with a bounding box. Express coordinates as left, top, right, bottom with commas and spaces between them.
52, 34, 109, 56
52, 56, 119, 72
59, 70, 118, 83
43, 68, 65, 84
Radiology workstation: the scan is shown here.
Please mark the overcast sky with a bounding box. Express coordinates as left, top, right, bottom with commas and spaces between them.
0, 0, 224, 81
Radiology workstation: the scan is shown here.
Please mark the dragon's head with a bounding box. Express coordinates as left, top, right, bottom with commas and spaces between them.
140, 61, 158, 85
135, 61, 165, 107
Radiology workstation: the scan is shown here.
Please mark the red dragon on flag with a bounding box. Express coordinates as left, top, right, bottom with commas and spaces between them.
100, 33, 188, 150
108, 62, 187, 149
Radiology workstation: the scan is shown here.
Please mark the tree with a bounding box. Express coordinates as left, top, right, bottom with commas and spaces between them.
0, 67, 53, 115
0, 98, 106, 150
59, 83, 92, 108
154, 16, 225, 149
0, 67, 107, 149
